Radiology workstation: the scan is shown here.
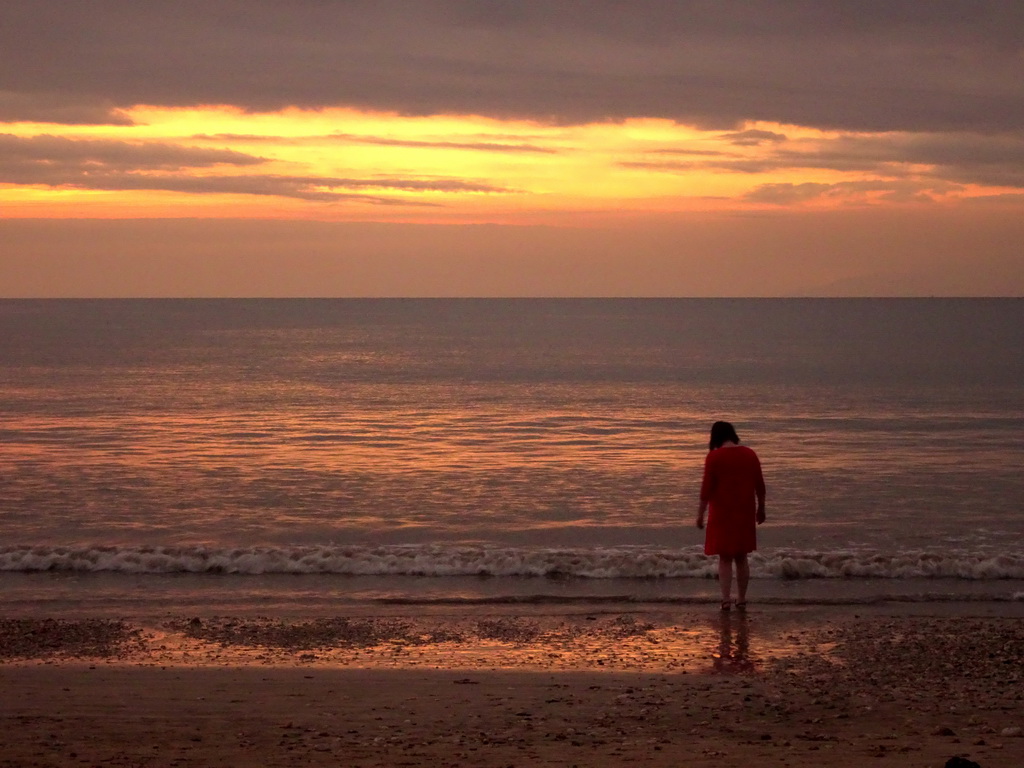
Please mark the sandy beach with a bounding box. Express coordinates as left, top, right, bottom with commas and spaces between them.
1, 604, 1022, 767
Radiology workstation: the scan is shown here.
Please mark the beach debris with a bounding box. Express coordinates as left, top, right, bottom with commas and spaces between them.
944, 758, 981, 768
475, 618, 541, 643
0, 618, 144, 660
608, 615, 655, 638
1000, 726, 1021, 737
168, 616, 416, 650
424, 626, 466, 643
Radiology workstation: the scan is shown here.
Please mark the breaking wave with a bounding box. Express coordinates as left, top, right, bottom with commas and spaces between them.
1, 545, 1022, 580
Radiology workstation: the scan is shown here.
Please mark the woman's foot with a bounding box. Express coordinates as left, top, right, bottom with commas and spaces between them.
735, 601, 747, 610
720, 600, 732, 611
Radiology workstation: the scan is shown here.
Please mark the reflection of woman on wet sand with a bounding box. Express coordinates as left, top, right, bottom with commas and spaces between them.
713, 612, 755, 674
697, 421, 766, 610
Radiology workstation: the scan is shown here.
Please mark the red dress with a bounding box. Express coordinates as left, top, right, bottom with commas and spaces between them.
700, 445, 765, 556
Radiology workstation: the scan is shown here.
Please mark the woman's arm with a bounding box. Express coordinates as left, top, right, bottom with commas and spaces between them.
754, 455, 766, 524
697, 453, 713, 528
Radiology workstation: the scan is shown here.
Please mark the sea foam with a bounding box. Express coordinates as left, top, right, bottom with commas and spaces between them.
1, 545, 1021, 580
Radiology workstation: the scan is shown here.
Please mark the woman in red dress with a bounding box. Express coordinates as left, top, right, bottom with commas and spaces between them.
697, 421, 766, 610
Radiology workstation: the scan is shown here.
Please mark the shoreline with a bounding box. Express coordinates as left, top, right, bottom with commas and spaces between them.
2, 569, 1022, 623
1, 606, 1022, 766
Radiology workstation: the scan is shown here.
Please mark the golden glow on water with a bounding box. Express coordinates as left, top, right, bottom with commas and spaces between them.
3, 299, 1021, 554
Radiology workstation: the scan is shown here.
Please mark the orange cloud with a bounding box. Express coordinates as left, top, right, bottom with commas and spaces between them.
1, 107, 1022, 223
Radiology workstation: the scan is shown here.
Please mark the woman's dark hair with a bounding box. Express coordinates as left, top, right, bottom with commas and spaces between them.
709, 421, 740, 450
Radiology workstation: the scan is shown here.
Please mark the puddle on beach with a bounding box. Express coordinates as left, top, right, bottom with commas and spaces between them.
69, 611, 820, 674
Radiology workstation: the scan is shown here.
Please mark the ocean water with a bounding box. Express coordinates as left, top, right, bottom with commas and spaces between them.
1, 298, 1022, 612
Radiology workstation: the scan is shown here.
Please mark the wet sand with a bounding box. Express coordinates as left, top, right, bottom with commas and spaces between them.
1, 606, 1022, 767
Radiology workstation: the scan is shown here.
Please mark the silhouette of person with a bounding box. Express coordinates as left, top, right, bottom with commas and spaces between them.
696, 421, 766, 610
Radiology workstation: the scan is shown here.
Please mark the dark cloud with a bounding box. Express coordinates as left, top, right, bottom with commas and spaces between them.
645, 149, 731, 157
64, 174, 452, 204
744, 180, 961, 205
0, 133, 265, 173
624, 131, 1024, 189
0, 134, 511, 202
190, 133, 306, 143
772, 133, 1024, 187
329, 133, 558, 154
619, 158, 770, 173
1, 1, 1021, 132
720, 129, 788, 146
1, 168, 496, 203
770, 133, 1024, 177
0, 92, 135, 126
190, 132, 557, 153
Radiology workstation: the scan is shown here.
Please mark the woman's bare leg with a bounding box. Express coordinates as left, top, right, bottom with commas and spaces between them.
718, 555, 734, 604
735, 553, 750, 605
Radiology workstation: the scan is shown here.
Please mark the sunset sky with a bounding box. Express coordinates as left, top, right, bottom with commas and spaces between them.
2, 1, 1023, 296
